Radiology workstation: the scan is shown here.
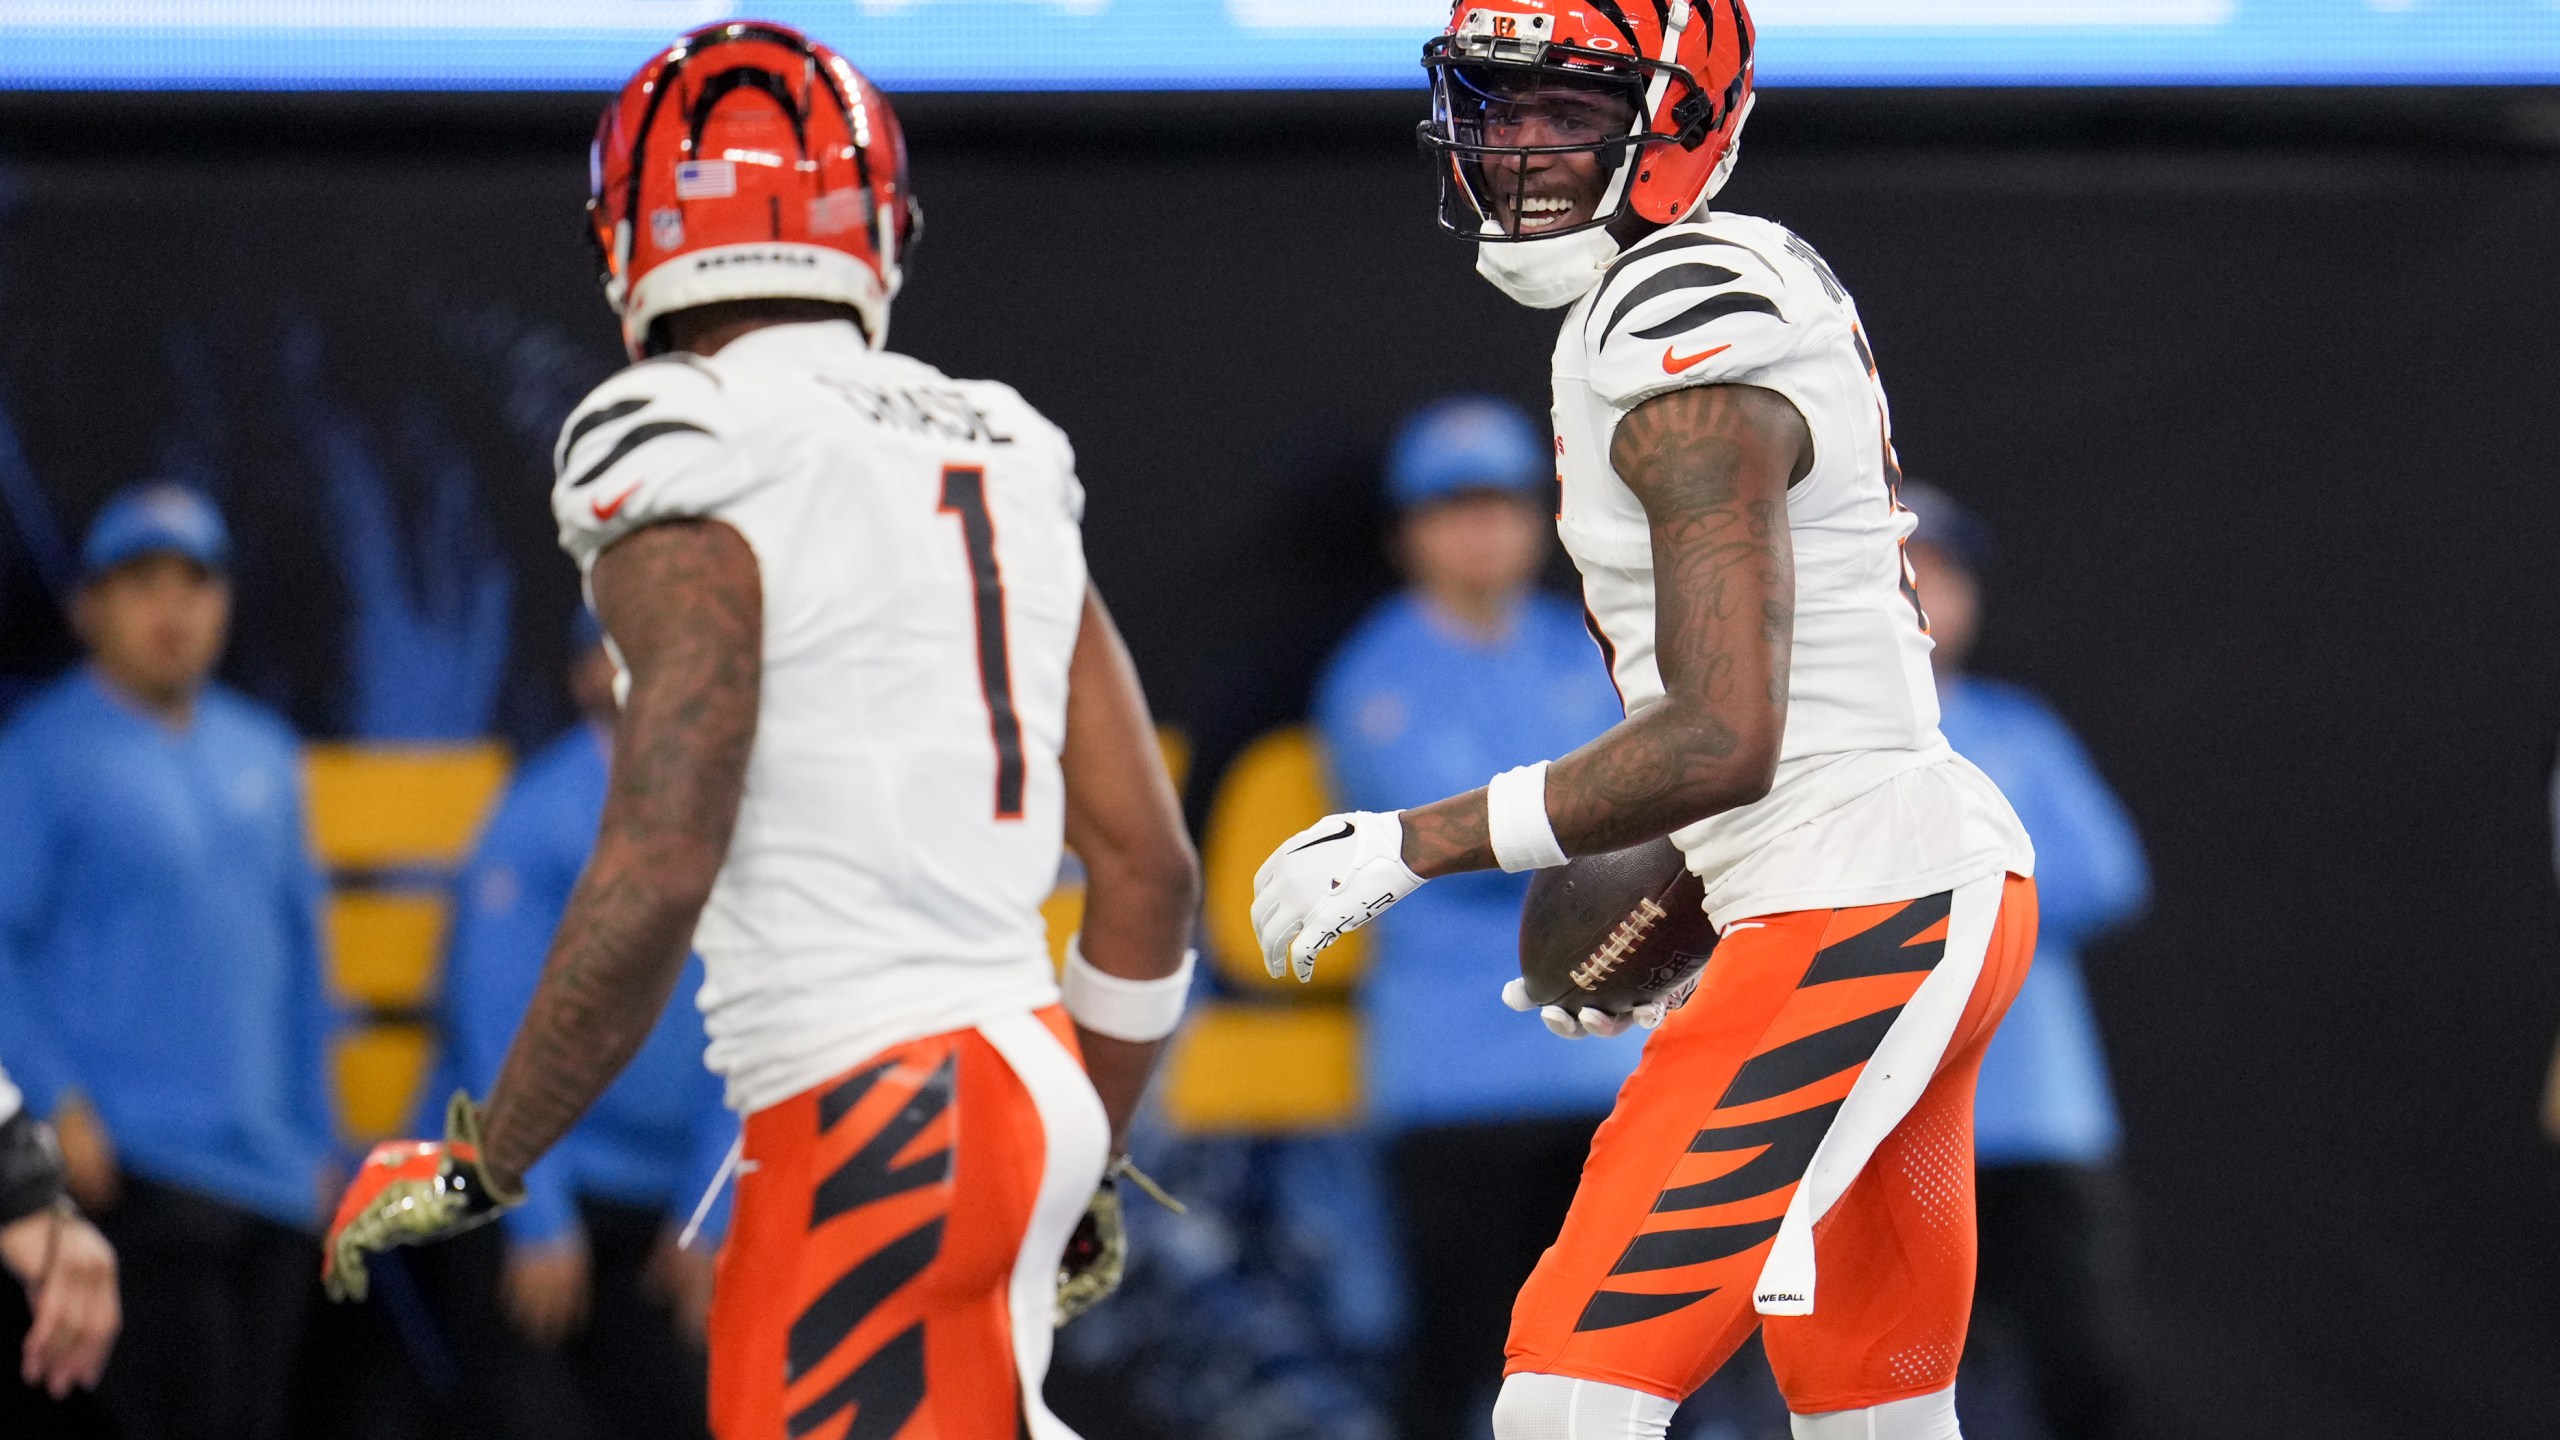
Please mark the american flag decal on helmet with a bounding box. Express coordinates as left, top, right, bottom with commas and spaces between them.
673, 159, 736, 200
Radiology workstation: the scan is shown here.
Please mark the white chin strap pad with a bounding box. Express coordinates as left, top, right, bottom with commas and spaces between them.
1704, 91, 1759, 205
1477, 224, 1624, 309
1492, 1373, 1677, 1440
1789, 1385, 1962, 1440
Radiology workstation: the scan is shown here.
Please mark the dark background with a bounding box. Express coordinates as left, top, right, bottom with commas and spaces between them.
3, 87, 2558, 1437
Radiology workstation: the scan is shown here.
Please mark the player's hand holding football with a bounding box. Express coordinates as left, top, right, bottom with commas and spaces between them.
1500, 978, 1682, 1041
324, 1092, 524, 1303
1250, 810, 1425, 982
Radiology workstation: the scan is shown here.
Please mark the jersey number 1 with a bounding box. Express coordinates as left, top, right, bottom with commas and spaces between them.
939, 466, 1026, 820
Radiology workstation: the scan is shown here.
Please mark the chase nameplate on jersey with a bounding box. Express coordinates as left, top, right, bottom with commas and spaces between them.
814, 376, 1018, 446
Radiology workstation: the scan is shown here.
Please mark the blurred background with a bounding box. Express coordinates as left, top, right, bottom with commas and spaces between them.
2, 4, 2559, 1440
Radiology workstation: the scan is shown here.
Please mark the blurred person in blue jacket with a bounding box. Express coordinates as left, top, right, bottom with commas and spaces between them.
409, 610, 733, 1440
1314, 396, 1635, 1440
1902, 483, 2149, 1440
0, 483, 340, 1440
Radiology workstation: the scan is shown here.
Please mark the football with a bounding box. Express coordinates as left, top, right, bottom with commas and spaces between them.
1517, 837, 1718, 1016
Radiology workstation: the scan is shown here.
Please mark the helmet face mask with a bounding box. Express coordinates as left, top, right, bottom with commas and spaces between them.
1431, 62, 1651, 241
1422, 1, 1756, 246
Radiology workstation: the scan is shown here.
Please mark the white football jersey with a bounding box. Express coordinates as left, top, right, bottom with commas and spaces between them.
1555, 213, 2033, 923
552, 320, 1087, 1115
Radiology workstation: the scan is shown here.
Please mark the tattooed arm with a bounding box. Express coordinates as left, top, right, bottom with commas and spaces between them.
474, 519, 763, 1191
1400, 384, 1809, 878
1060, 586, 1201, 1156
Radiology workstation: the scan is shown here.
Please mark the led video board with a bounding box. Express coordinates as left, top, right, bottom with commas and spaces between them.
1, 2, 2555, 90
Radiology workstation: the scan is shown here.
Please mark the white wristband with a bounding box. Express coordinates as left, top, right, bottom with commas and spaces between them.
1487, 761, 1568, 873
1061, 937, 1197, 1043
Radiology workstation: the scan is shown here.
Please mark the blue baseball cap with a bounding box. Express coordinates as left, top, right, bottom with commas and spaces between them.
1386, 395, 1551, 510
1897, 481, 1995, 571
81, 483, 232, 580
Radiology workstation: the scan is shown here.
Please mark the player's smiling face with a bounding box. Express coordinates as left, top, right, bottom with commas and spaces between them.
1471, 74, 1640, 237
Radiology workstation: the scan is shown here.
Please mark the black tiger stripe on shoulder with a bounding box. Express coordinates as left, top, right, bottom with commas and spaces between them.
565, 419, 714, 489
1594, 230, 1711, 298
560, 397, 651, 461
1599, 262, 1742, 344
1627, 290, 1783, 344
1593, 228, 1782, 303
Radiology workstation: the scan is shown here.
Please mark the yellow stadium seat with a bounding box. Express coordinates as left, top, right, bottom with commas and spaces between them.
328, 892, 450, 1011
309, 743, 512, 1143
1041, 883, 1085, 974
1199, 726, 1370, 995
306, 743, 512, 871
335, 1023, 436, 1141
1160, 1002, 1361, 1134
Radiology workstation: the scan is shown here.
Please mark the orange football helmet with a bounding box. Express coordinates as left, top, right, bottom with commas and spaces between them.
1422, 0, 1756, 241
588, 20, 921, 358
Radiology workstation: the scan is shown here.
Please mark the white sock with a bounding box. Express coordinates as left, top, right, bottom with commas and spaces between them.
1789, 1385, 1962, 1440
1492, 1372, 1679, 1440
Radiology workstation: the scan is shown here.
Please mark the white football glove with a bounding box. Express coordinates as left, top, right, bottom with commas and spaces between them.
1500, 978, 1680, 1041
1251, 811, 1426, 983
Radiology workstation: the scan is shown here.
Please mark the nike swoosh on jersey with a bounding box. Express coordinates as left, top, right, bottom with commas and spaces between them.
591, 483, 643, 522
1289, 821, 1357, 853
1663, 343, 1733, 374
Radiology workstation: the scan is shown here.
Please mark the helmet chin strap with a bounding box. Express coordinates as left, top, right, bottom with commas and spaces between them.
1701, 90, 1756, 208
1478, 223, 1623, 309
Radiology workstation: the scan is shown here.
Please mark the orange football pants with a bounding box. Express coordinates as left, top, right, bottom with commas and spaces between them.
1508, 873, 2038, 1414
707, 1006, 1105, 1440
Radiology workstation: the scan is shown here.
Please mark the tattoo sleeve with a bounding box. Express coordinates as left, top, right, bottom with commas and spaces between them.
475, 519, 762, 1188
1400, 384, 1806, 879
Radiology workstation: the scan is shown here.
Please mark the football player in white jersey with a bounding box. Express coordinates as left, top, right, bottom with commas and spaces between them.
321, 24, 1200, 1440
1253, 4, 2039, 1438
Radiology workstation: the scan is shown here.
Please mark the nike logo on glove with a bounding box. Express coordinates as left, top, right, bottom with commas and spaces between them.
1289, 821, 1357, 853
1662, 343, 1732, 374
591, 483, 642, 522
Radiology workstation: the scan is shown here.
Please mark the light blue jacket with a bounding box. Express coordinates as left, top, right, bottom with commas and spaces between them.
1939, 676, 2150, 1165
1315, 592, 1640, 1129
0, 668, 339, 1227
